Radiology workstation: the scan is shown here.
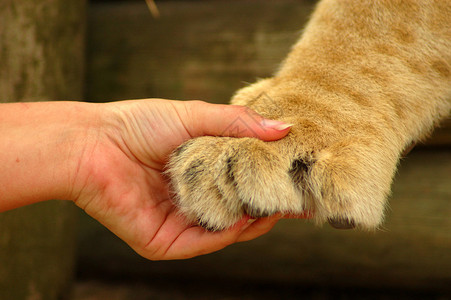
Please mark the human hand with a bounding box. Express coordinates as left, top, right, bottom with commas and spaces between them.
72, 99, 294, 260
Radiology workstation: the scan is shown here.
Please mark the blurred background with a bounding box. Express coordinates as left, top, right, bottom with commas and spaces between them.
1, 0, 450, 299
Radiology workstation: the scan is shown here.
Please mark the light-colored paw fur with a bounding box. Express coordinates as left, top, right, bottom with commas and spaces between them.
168, 0, 451, 230
168, 137, 304, 231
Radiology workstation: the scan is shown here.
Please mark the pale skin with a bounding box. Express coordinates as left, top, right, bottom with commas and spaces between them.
0, 99, 300, 260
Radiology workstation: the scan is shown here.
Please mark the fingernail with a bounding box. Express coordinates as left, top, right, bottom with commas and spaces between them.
274, 123, 294, 131
261, 119, 294, 131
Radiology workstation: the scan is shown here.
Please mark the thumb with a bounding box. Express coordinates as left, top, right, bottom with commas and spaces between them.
183, 101, 292, 141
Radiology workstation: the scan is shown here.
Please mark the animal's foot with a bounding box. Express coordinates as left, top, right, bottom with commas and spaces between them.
168, 130, 396, 231
167, 137, 304, 231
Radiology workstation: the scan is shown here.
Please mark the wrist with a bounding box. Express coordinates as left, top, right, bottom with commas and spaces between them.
60, 101, 106, 203
67, 101, 127, 206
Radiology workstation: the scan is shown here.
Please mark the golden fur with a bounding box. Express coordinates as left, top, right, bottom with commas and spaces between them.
168, 0, 451, 230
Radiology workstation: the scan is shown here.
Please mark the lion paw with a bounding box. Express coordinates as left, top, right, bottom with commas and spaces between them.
167, 137, 304, 231
168, 131, 395, 231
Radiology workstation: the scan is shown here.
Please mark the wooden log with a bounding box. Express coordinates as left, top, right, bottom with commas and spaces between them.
0, 1, 86, 299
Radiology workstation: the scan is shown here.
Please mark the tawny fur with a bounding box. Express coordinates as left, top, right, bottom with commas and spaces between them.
168, 0, 451, 231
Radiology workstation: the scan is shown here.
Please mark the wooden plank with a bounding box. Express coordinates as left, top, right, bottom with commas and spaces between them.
86, 0, 313, 103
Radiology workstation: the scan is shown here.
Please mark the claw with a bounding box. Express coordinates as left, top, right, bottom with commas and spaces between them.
328, 217, 356, 229
198, 219, 223, 232
401, 141, 416, 157
242, 203, 273, 218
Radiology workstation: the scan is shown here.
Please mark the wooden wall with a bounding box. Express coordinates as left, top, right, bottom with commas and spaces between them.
78, 0, 451, 295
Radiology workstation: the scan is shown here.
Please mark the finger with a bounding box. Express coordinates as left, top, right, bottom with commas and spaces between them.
235, 214, 281, 243
137, 213, 248, 260
182, 101, 293, 141
162, 223, 250, 260
141, 214, 279, 260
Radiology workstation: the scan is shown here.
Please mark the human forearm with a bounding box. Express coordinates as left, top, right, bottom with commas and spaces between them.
0, 101, 97, 211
